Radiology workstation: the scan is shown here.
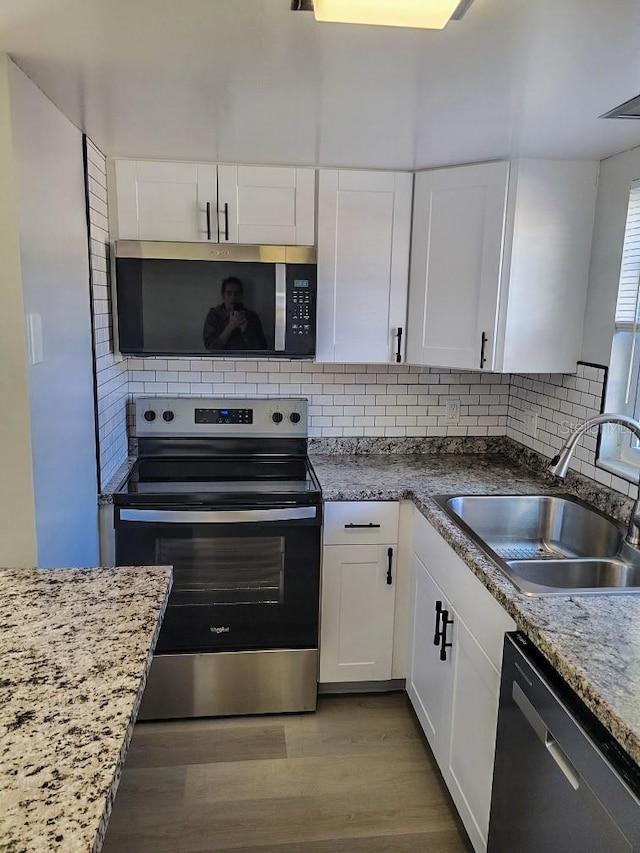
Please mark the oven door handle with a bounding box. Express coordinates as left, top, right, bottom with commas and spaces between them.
118, 507, 317, 523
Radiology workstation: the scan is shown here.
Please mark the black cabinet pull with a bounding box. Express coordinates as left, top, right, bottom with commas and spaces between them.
387, 547, 393, 585
344, 522, 381, 529
395, 327, 403, 363
206, 202, 212, 240
439, 610, 454, 661
480, 331, 488, 368
433, 600, 443, 645
224, 202, 230, 241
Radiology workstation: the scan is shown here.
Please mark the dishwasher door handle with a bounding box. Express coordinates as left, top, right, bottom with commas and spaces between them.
545, 736, 581, 791
512, 681, 581, 790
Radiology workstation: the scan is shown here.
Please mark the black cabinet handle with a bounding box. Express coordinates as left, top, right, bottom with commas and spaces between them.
395, 327, 403, 363
344, 522, 381, 529
206, 202, 212, 240
433, 600, 443, 645
224, 202, 229, 241
439, 610, 454, 661
387, 547, 393, 585
480, 331, 488, 368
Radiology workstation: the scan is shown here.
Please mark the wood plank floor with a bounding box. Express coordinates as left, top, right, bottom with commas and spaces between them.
102, 693, 473, 853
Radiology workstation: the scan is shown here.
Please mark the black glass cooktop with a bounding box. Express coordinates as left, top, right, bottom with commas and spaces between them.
114, 456, 321, 503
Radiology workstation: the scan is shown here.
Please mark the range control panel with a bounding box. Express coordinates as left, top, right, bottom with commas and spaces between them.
136, 396, 308, 438
195, 408, 253, 425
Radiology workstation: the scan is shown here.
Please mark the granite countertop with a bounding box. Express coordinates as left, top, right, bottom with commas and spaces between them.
0, 565, 172, 853
310, 452, 640, 766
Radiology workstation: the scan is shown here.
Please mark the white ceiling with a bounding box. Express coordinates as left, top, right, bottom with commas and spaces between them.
2, 0, 640, 170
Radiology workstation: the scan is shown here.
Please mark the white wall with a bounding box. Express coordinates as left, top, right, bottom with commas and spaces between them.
582, 145, 640, 366
0, 55, 37, 566
9, 59, 99, 567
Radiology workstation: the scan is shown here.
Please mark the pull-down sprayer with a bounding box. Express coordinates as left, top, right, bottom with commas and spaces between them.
549, 413, 640, 547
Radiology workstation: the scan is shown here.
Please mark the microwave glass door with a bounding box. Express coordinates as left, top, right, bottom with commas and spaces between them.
116, 257, 278, 355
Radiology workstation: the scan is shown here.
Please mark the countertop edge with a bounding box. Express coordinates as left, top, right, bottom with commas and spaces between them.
93, 568, 173, 853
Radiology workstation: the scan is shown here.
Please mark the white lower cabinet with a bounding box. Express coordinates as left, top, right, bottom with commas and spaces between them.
320, 501, 399, 684
320, 543, 396, 682
408, 554, 453, 758
408, 509, 516, 852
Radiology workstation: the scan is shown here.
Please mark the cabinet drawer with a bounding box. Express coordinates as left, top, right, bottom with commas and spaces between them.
324, 501, 399, 546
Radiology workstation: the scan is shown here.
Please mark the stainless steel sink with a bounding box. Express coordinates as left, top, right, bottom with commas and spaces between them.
434, 494, 640, 596
506, 558, 640, 592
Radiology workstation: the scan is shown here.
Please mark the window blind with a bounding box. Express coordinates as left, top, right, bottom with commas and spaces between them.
615, 180, 640, 329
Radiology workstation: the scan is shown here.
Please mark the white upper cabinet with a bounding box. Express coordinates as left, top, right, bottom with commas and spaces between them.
406, 159, 598, 373
316, 169, 413, 363
217, 165, 315, 245
112, 160, 216, 242
110, 159, 315, 245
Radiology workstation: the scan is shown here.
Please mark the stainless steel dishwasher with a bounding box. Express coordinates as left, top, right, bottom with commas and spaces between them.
488, 632, 640, 852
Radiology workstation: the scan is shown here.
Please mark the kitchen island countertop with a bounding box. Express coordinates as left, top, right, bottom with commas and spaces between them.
0, 565, 172, 853
311, 451, 640, 767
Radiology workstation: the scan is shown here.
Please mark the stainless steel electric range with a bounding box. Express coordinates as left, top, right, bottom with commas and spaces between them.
113, 396, 322, 720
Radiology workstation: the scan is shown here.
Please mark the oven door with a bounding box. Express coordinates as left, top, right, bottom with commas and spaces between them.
115, 505, 321, 654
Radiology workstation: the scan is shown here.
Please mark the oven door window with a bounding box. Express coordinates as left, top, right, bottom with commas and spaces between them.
157, 536, 284, 606
115, 519, 320, 653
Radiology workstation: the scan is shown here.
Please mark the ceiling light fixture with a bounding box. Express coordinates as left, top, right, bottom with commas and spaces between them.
293, 0, 475, 30
600, 93, 640, 120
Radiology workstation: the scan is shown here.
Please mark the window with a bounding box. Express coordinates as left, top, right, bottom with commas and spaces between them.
600, 180, 640, 480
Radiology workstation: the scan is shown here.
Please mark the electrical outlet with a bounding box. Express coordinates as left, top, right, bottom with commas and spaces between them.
444, 399, 460, 424
524, 410, 539, 437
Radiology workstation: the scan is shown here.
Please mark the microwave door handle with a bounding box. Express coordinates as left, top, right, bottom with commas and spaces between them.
275, 264, 287, 351
118, 507, 317, 523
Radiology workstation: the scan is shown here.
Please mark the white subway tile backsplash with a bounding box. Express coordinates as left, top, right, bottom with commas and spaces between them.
86, 140, 128, 489
507, 363, 607, 485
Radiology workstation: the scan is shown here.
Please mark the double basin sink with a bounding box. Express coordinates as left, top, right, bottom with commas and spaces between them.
435, 493, 640, 596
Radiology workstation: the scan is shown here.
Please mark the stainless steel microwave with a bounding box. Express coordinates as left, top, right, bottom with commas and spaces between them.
114, 241, 317, 357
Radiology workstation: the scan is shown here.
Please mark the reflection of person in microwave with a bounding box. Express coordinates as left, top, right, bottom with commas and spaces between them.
203, 276, 268, 350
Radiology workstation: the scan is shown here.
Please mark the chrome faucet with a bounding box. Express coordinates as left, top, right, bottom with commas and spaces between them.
549, 413, 640, 547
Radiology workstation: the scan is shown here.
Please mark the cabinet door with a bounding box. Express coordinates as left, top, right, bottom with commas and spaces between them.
217, 165, 315, 245
319, 543, 396, 683
407, 552, 453, 762
316, 169, 412, 363
406, 161, 509, 369
113, 160, 217, 241
446, 614, 502, 853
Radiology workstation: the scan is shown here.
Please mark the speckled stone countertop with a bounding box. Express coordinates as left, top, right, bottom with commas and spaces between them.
310, 452, 640, 767
0, 565, 172, 853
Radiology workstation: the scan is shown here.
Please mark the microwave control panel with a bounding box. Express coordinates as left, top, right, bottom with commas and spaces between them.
285, 265, 317, 356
